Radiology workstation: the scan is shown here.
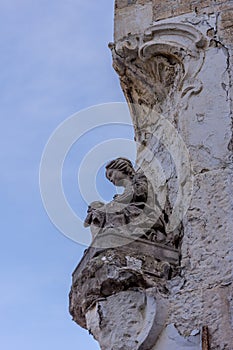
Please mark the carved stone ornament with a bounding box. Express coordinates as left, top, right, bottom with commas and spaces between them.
69, 242, 179, 348
83, 157, 175, 248
109, 22, 207, 141
70, 154, 180, 347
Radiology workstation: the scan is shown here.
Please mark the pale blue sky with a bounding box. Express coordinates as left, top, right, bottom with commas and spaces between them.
0, 1, 134, 349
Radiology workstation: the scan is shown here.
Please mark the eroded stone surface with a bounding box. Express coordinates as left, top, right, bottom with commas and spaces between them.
86, 290, 168, 350
114, 2, 153, 41
152, 324, 200, 350
69, 238, 179, 329
169, 169, 233, 348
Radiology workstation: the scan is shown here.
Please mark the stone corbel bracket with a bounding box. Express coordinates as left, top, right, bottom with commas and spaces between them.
140, 23, 206, 98
110, 22, 207, 139
85, 290, 169, 350
69, 234, 180, 349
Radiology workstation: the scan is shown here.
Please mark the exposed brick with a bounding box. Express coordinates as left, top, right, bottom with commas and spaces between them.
152, 0, 233, 21
115, 0, 150, 9
219, 9, 233, 45
115, 0, 129, 9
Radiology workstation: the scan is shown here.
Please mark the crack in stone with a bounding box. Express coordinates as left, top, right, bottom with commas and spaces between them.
215, 13, 233, 155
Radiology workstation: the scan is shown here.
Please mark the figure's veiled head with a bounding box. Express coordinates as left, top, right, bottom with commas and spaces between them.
105, 157, 135, 186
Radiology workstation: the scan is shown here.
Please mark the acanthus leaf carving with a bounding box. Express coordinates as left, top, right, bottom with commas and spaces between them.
110, 22, 207, 139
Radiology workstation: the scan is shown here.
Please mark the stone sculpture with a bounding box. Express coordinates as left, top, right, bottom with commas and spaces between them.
70, 4, 233, 347
84, 157, 166, 242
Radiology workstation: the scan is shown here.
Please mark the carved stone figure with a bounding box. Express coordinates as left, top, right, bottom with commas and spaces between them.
84, 157, 166, 241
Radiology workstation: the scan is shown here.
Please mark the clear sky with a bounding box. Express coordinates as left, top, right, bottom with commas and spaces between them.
0, 1, 134, 349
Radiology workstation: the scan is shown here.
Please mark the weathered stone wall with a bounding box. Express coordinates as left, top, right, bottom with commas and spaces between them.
70, 2, 233, 350
113, 1, 233, 349
115, 0, 233, 26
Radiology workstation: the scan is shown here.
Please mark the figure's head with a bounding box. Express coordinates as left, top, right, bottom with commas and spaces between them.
105, 157, 135, 186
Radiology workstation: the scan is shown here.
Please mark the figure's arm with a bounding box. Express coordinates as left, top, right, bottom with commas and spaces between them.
113, 187, 134, 204
84, 207, 93, 227
84, 201, 106, 228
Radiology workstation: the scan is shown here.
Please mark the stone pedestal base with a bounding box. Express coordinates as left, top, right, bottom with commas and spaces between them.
86, 290, 168, 350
